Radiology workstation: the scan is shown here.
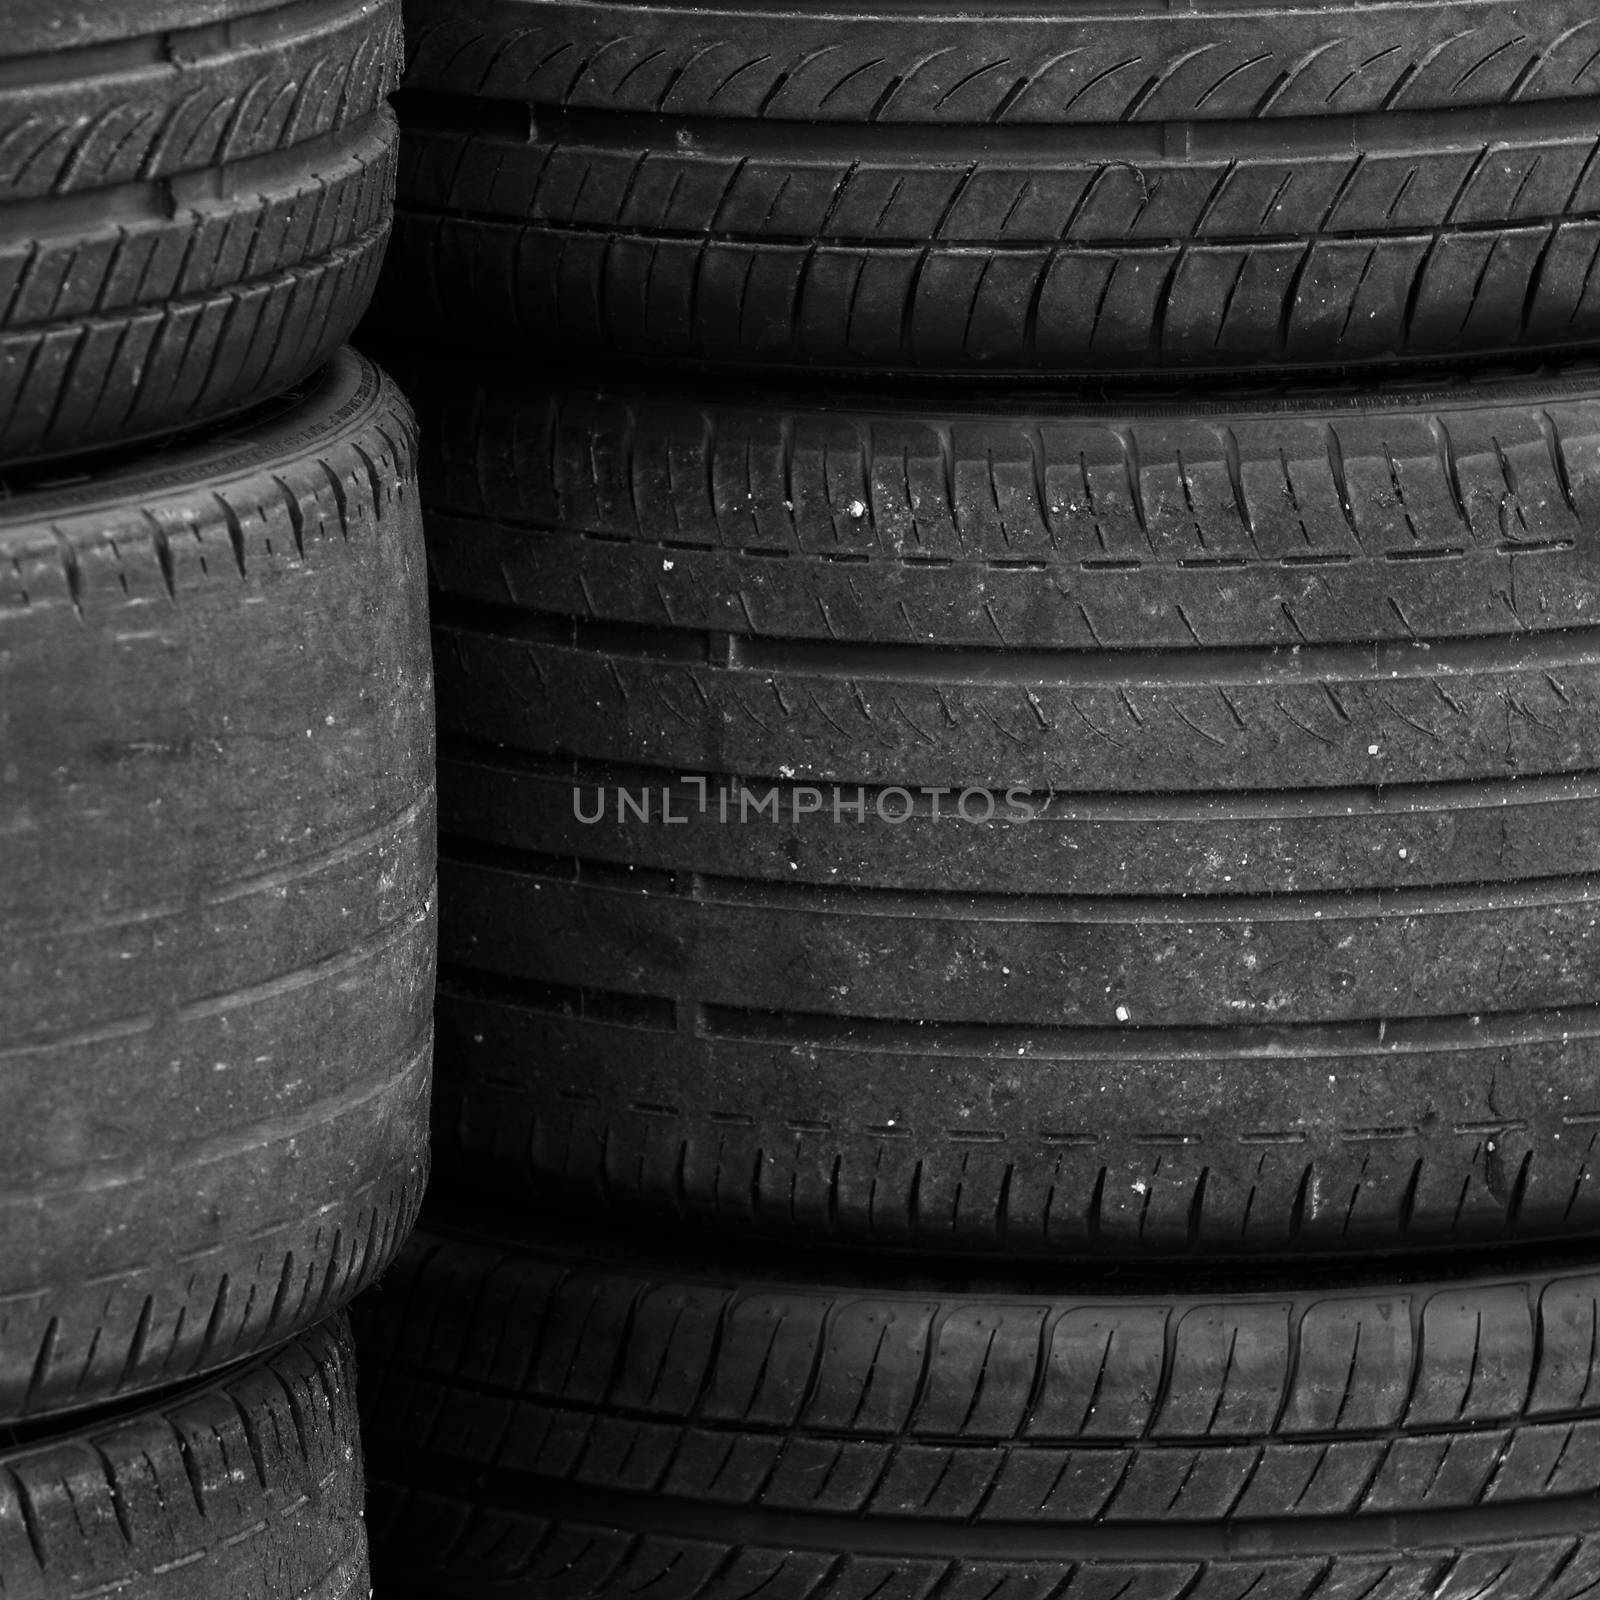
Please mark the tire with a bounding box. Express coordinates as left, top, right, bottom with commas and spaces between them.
0, 347, 434, 1421
407, 360, 1600, 1258
0, 1316, 368, 1599
423, 364, 1600, 791
0, 0, 402, 465
354, 1213, 1600, 1600
379, 0, 1600, 376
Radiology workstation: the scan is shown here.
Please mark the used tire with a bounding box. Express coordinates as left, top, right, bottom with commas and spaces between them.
0, 0, 401, 464
355, 1212, 1600, 1599
411, 361, 1600, 1258
380, 0, 1600, 375
0, 347, 434, 1420
0, 1316, 368, 1599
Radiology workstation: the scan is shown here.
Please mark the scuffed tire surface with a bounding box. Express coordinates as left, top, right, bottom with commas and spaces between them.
0, 348, 434, 1422
408, 359, 1600, 1259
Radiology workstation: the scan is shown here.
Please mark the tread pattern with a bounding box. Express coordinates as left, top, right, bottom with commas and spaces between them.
0, 0, 401, 461
435, 602, 1600, 791
381, 1, 1600, 371
0, 0, 401, 201
354, 1220, 1600, 1597
380, 115, 1600, 374
439, 852, 1600, 1027
0, 1317, 368, 1599
442, 750, 1600, 898
0, 350, 434, 1420
404, 2, 1600, 123
417, 349, 1600, 795
0, 114, 395, 466
351, 1520, 1600, 1600
415, 366, 1600, 652
413, 363, 1600, 1259
433, 979, 1600, 1258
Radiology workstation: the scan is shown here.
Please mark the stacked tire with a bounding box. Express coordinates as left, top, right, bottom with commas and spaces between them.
353, 1, 1600, 1596
0, 8, 430, 1596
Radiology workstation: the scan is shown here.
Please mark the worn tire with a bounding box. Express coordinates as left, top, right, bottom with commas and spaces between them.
355, 1213, 1600, 1600
379, 0, 1600, 375
0, 0, 401, 464
408, 360, 1600, 1258
0, 348, 434, 1421
0, 1316, 368, 1599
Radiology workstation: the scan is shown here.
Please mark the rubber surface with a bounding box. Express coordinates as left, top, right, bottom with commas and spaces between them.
421, 364, 1600, 791
379, 0, 1600, 374
0, 1317, 368, 1599
0, 348, 434, 1421
405, 361, 1600, 1258
355, 1214, 1600, 1599
0, 0, 401, 464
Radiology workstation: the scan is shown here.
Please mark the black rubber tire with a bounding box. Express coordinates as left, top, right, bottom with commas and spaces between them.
422, 364, 1600, 793
0, 1316, 368, 1599
0, 0, 401, 465
379, 0, 1600, 376
405, 360, 1600, 1259
354, 1213, 1600, 1600
0, 348, 434, 1422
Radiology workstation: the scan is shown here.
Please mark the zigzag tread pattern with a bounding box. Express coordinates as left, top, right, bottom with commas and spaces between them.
433, 615, 1600, 791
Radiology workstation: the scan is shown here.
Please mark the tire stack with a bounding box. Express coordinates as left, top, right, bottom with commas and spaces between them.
353, 2, 1600, 1596
0, 7, 431, 1597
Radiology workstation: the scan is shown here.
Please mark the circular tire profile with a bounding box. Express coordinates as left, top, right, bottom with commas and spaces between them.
0, 347, 434, 1422
409, 360, 1600, 1259
381, 0, 1600, 376
0, 1316, 368, 1599
355, 1213, 1600, 1600
0, 0, 402, 465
